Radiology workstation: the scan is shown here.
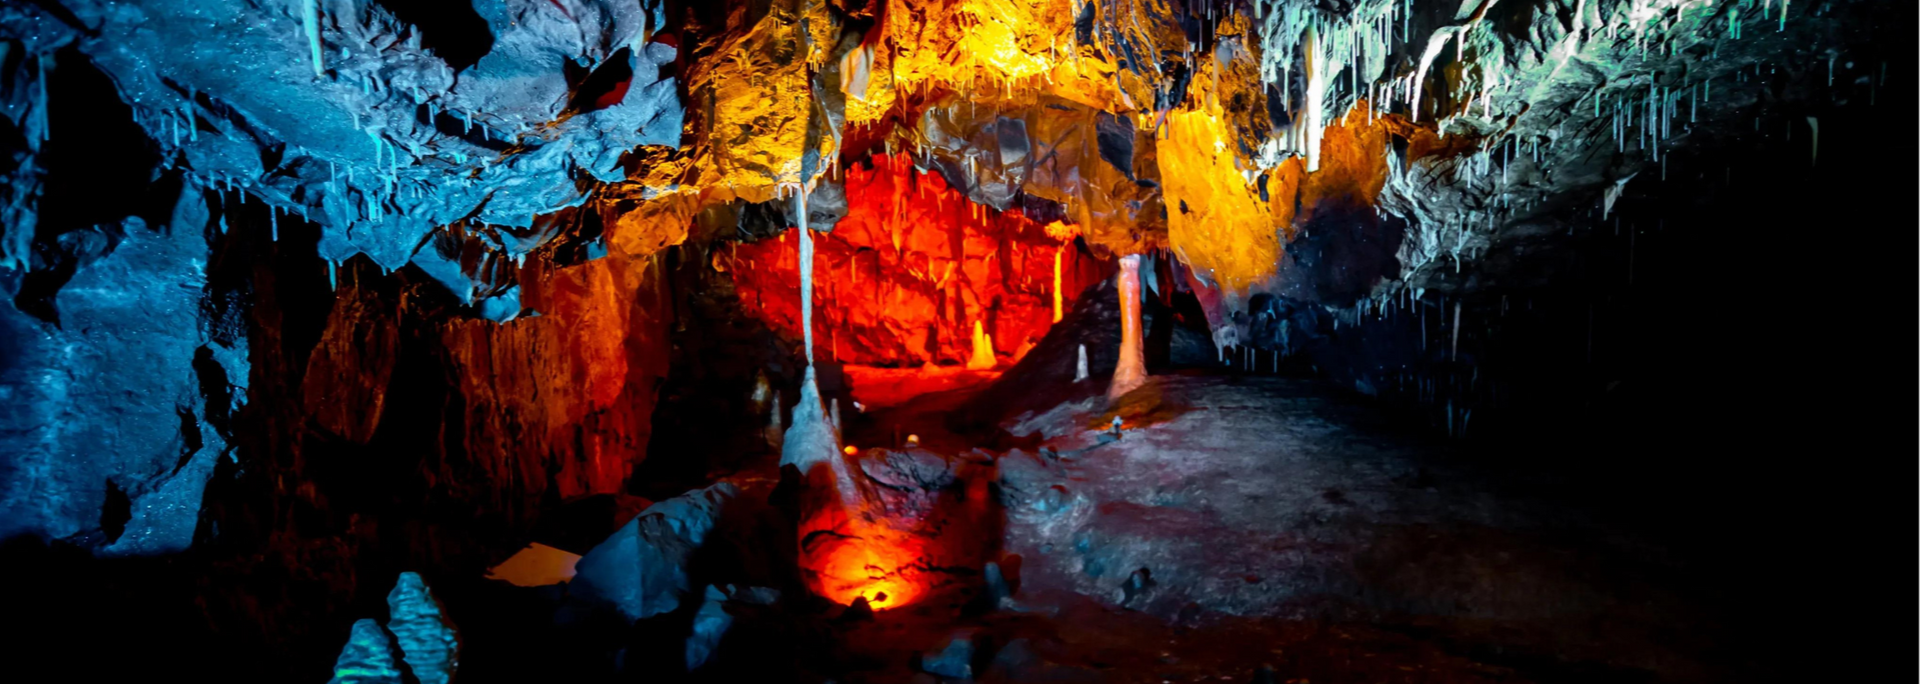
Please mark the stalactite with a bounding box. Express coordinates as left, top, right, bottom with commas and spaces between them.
302, 0, 324, 78
781, 184, 841, 473
1303, 24, 1326, 171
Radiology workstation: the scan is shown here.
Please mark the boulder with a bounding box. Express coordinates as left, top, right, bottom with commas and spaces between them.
571, 483, 740, 622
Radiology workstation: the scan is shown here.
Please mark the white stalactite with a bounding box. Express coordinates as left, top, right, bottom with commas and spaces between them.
1109, 255, 1147, 400
797, 190, 815, 360
1303, 24, 1326, 171
781, 184, 841, 472
302, 0, 324, 78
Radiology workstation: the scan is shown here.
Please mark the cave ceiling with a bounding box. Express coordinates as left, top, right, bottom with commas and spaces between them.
0, 0, 1877, 311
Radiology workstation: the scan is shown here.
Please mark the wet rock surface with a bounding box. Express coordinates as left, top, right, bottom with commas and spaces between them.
992, 375, 1740, 682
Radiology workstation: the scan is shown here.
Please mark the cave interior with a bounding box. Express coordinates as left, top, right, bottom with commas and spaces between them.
0, 1, 1911, 683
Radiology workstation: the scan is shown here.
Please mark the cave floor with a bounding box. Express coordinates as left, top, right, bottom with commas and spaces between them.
810, 373, 1747, 684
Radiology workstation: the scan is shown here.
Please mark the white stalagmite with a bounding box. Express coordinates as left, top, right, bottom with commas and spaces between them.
781, 184, 842, 473
764, 394, 784, 450
1109, 255, 1147, 400
1076, 344, 1090, 382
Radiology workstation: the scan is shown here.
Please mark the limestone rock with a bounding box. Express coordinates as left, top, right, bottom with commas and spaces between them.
326, 619, 405, 684
684, 585, 731, 672
386, 572, 459, 684
919, 633, 976, 679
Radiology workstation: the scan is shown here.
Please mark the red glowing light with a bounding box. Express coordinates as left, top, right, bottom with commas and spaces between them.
804, 522, 927, 610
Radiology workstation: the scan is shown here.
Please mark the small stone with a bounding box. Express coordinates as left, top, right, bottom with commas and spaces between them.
920, 634, 976, 679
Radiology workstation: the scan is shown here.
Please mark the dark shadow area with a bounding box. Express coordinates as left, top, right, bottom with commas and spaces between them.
372, 0, 494, 71
568, 47, 635, 114
11, 47, 162, 324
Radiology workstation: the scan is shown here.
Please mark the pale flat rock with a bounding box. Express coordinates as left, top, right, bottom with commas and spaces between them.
485, 542, 583, 587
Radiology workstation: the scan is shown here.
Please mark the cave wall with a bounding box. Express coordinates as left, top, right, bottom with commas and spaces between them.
0, 179, 239, 554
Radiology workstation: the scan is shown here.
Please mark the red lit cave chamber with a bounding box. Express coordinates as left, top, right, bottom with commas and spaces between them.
727, 154, 1114, 405
0, 1, 1907, 683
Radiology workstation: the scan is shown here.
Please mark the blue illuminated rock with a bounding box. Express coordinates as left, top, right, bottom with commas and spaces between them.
325, 619, 405, 684
386, 572, 459, 684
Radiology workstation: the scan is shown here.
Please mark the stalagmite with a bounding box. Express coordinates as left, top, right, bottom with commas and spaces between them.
765, 394, 784, 450
1076, 344, 1090, 382
1109, 255, 1147, 400
966, 320, 997, 370
1806, 116, 1819, 167
1450, 301, 1462, 362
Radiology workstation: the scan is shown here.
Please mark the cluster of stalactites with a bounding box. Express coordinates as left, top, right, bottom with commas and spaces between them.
1251, 0, 1401, 170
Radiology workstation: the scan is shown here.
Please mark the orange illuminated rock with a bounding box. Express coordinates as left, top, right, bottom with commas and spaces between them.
442, 251, 673, 501
301, 283, 400, 444
803, 517, 929, 610
1159, 108, 1285, 297
683, 0, 822, 199
795, 445, 997, 611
